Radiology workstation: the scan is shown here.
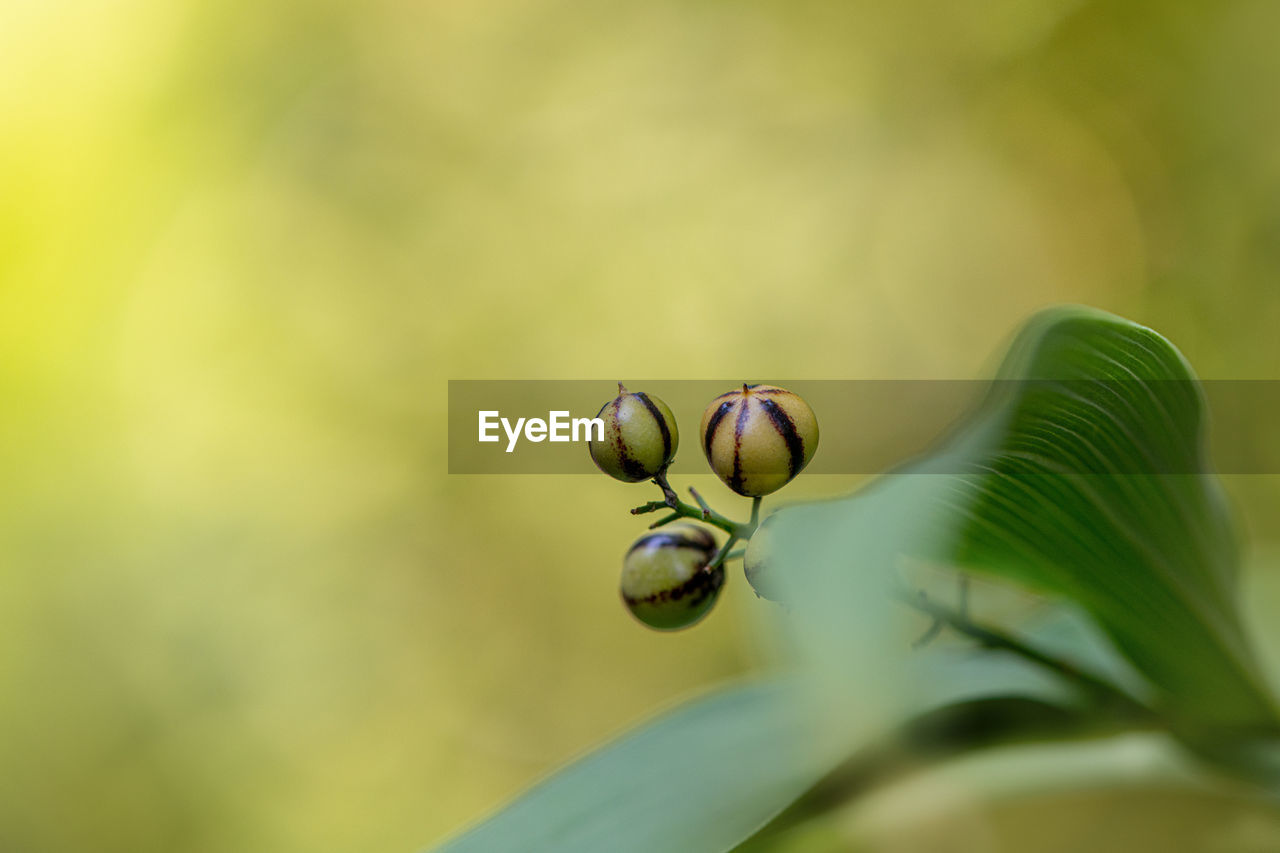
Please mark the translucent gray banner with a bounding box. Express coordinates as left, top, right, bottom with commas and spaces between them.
447, 380, 1280, 475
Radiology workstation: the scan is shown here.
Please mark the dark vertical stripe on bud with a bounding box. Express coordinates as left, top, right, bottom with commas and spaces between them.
633, 392, 671, 463
703, 400, 733, 459
758, 396, 805, 478
612, 396, 647, 480
729, 398, 751, 494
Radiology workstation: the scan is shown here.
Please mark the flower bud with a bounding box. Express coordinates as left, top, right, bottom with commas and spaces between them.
588, 384, 679, 483
620, 523, 723, 630
742, 518, 782, 602
700, 384, 818, 496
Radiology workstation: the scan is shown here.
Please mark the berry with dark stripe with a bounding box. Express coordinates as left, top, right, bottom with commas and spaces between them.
588, 383, 679, 483
700, 384, 818, 497
620, 523, 724, 630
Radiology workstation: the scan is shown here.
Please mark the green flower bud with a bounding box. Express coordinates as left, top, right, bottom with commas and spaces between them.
742, 517, 782, 602
620, 523, 723, 630
700, 384, 818, 497
589, 383, 679, 483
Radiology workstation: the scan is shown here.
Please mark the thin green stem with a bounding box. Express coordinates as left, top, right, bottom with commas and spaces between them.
707, 534, 739, 571
631, 469, 757, 538
750, 496, 762, 527
689, 487, 713, 516
652, 469, 681, 506
912, 616, 944, 649
896, 587, 1154, 720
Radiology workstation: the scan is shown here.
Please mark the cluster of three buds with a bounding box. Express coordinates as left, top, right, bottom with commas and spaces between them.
588, 383, 818, 629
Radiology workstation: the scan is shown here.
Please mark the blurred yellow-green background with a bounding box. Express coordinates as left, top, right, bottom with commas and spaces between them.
4, 0, 1280, 850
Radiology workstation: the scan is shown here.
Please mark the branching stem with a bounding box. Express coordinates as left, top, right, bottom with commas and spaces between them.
707, 534, 739, 571
896, 587, 1153, 720
631, 469, 758, 539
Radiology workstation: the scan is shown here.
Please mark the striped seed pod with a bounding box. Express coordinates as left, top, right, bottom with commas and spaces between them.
700, 384, 818, 496
588, 384, 679, 483
620, 523, 724, 630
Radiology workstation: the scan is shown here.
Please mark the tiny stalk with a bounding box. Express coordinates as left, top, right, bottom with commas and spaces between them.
707, 534, 739, 572
632, 468, 759, 540
894, 584, 1155, 721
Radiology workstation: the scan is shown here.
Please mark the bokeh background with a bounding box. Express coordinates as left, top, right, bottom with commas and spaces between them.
4, 0, 1280, 850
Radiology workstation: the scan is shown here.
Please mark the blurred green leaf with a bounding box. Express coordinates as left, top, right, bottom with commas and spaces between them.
428, 679, 836, 853
942, 307, 1276, 732
773, 306, 1276, 733
752, 733, 1280, 853
429, 653, 1081, 853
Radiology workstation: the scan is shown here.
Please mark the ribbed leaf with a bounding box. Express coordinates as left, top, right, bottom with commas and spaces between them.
773, 307, 1276, 733
940, 308, 1275, 731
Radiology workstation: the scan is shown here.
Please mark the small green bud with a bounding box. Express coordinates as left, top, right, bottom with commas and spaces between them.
589, 383, 679, 483
700, 384, 818, 497
742, 517, 782, 602
620, 523, 723, 630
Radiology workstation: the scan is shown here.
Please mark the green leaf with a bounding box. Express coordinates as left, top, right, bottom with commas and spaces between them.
772, 306, 1276, 734
428, 679, 838, 853
759, 733, 1280, 853
944, 307, 1274, 731
429, 657, 1079, 852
